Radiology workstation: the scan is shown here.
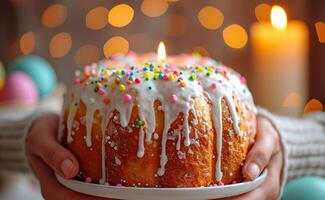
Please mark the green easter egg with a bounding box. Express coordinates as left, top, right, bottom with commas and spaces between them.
282, 176, 325, 200
9, 55, 57, 97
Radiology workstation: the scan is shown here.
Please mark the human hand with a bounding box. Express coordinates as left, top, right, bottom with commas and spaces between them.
221, 116, 283, 200
26, 113, 107, 200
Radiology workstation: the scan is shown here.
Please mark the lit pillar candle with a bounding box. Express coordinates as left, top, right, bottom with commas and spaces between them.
251, 5, 309, 117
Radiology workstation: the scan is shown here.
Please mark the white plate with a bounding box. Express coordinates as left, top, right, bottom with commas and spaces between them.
56, 170, 267, 200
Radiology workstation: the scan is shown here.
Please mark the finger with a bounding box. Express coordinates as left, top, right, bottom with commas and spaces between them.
28, 114, 79, 179
224, 152, 283, 200
27, 153, 106, 200
243, 118, 278, 180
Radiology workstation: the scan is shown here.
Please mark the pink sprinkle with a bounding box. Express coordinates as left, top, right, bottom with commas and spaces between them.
217, 181, 224, 186
123, 94, 132, 102
173, 70, 179, 75
232, 180, 237, 184
135, 78, 141, 84
169, 94, 178, 103
73, 79, 80, 84
116, 183, 122, 186
126, 72, 130, 76
163, 75, 169, 80
85, 177, 92, 183
240, 76, 247, 84
211, 83, 217, 89
98, 89, 105, 95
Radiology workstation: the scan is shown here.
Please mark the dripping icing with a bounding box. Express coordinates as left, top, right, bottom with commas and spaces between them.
64, 53, 255, 183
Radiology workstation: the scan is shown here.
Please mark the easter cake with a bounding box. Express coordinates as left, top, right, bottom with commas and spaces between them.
59, 52, 256, 187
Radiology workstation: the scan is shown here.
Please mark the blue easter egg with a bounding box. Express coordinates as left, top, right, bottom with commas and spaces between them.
9, 55, 57, 97
282, 176, 325, 200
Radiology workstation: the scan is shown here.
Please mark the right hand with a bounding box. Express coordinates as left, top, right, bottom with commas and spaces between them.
26, 113, 107, 200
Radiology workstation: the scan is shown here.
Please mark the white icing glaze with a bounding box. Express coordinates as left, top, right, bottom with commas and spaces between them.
63, 53, 256, 183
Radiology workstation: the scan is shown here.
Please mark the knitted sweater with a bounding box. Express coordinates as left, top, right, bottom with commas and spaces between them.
0, 98, 325, 194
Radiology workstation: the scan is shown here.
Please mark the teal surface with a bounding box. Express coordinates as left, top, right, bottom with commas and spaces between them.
282, 177, 325, 200
9, 55, 57, 97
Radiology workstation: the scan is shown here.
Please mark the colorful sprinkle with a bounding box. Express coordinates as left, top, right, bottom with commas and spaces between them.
119, 84, 126, 92
211, 83, 217, 89
123, 94, 132, 102
98, 88, 105, 95
85, 177, 92, 183
135, 78, 141, 84
179, 81, 186, 87
169, 94, 178, 103
103, 97, 110, 105
216, 181, 224, 186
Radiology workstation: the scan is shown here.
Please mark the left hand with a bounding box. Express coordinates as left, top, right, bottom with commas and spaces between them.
221, 116, 283, 200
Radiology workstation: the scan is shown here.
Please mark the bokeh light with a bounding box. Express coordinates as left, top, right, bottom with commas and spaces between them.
74, 45, 101, 67
42, 4, 67, 28
49, 32, 72, 58
223, 24, 248, 49
162, 14, 188, 37
315, 21, 325, 43
255, 3, 271, 22
304, 98, 324, 115
141, 0, 169, 17
192, 46, 210, 57
198, 6, 224, 30
282, 93, 302, 107
86, 7, 108, 30
103, 36, 129, 57
108, 4, 134, 28
20, 32, 35, 55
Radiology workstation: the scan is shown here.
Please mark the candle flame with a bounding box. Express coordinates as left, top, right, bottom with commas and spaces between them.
157, 41, 166, 62
271, 5, 287, 30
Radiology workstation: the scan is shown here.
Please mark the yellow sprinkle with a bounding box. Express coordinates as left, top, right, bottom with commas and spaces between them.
208, 68, 214, 73
144, 72, 152, 79
103, 70, 109, 75
111, 82, 116, 90
119, 84, 126, 92
116, 70, 122, 75
198, 67, 204, 73
168, 74, 176, 80
154, 67, 160, 73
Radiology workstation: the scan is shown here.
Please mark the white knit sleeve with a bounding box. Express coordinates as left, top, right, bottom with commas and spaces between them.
257, 108, 325, 196
0, 85, 65, 173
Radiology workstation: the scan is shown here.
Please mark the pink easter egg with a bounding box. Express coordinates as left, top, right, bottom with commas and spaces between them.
0, 72, 39, 104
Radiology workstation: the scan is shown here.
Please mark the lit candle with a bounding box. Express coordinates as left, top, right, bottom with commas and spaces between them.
157, 41, 167, 63
251, 5, 309, 117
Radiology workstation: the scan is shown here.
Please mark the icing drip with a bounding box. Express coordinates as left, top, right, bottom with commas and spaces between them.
64, 53, 256, 183
183, 111, 191, 146
99, 113, 109, 184
137, 125, 145, 158
85, 106, 95, 147
67, 101, 77, 143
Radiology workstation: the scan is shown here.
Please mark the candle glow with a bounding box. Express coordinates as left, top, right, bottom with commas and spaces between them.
271, 5, 287, 30
157, 41, 166, 62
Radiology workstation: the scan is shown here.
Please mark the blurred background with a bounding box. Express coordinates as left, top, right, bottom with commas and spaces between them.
0, 0, 324, 114
0, 1, 324, 199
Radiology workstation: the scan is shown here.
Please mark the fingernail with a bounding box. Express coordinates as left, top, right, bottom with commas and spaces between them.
247, 162, 260, 179
61, 159, 74, 177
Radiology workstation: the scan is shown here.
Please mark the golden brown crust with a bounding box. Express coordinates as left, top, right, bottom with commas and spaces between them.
62, 95, 255, 187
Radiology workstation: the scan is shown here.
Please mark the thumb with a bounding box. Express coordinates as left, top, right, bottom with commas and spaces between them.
28, 114, 79, 179
243, 117, 278, 180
